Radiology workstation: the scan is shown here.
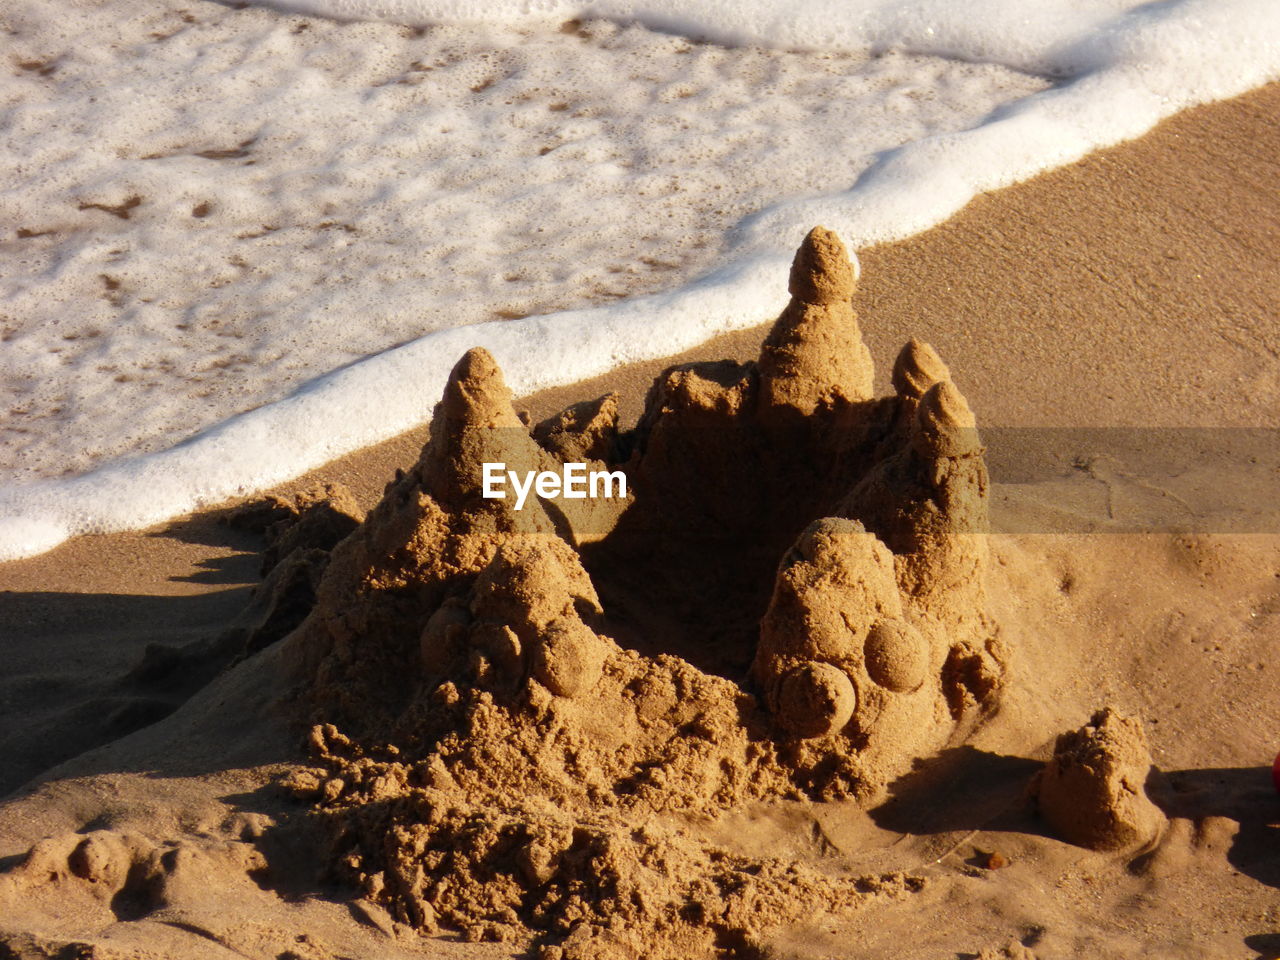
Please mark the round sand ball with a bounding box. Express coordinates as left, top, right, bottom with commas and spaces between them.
863, 619, 929, 693
531, 618, 604, 699
775, 662, 857, 739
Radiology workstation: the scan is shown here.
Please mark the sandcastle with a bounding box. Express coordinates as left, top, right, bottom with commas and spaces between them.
278, 227, 1007, 956
0, 227, 1181, 960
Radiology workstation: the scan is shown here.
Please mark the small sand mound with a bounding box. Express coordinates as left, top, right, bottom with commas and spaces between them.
0, 828, 269, 940
281, 227, 1006, 955
1031, 708, 1167, 851
226, 481, 365, 575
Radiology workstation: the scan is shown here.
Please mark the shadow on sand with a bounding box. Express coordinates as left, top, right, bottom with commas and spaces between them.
872, 744, 1280, 900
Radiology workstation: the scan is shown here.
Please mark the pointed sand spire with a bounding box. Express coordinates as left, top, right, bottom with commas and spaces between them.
913, 380, 982, 459
437, 346, 525, 430
891, 338, 951, 401
421, 347, 548, 515
757, 227, 874, 418
787, 225, 857, 305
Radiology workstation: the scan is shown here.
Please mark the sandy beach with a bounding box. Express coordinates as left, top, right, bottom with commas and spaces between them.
1, 80, 1278, 959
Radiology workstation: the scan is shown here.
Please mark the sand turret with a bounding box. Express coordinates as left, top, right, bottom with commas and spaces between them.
420, 347, 548, 514
891, 338, 952, 436
838, 369, 988, 614
753, 519, 934, 741
896, 377, 989, 621
752, 517, 957, 795
437, 347, 523, 429
284, 348, 564, 704
757, 227, 873, 421
753, 519, 899, 738
1031, 709, 1166, 851
892, 338, 951, 402
914, 379, 982, 460
465, 536, 609, 697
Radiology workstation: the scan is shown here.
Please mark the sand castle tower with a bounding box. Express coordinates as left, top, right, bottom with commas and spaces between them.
752, 518, 935, 745
838, 368, 990, 630
757, 226, 874, 422
421, 536, 610, 698
285, 347, 567, 712
275, 226, 1010, 953
737, 232, 1000, 792
289, 224, 1001, 784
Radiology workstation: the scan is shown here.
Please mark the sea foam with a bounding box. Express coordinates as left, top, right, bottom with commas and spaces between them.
0, 0, 1277, 560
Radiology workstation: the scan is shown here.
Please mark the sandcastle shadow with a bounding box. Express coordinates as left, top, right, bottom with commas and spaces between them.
0, 645, 304, 798
166, 552, 261, 585
1245, 933, 1280, 959
148, 508, 266, 553
1146, 765, 1280, 890
5, 485, 375, 792
869, 745, 1045, 838
0, 587, 255, 797
0, 514, 340, 794
576, 385, 893, 682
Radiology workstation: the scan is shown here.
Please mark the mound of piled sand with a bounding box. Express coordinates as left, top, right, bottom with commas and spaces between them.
273, 229, 1007, 957
1030, 708, 1166, 852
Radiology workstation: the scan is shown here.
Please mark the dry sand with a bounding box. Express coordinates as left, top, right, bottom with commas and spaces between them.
1, 84, 1278, 959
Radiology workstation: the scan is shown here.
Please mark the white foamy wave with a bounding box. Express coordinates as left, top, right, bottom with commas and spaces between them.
0, 0, 1277, 561
259, 0, 1263, 77
1, 6, 1044, 485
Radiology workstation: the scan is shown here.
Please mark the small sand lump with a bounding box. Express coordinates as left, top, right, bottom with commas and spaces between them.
1031, 708, 1166, 851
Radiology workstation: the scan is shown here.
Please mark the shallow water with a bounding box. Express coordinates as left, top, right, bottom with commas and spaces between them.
0, 1, 1044, 484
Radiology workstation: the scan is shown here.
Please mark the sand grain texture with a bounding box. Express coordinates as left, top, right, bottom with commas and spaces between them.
1, 85, 1279, 960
